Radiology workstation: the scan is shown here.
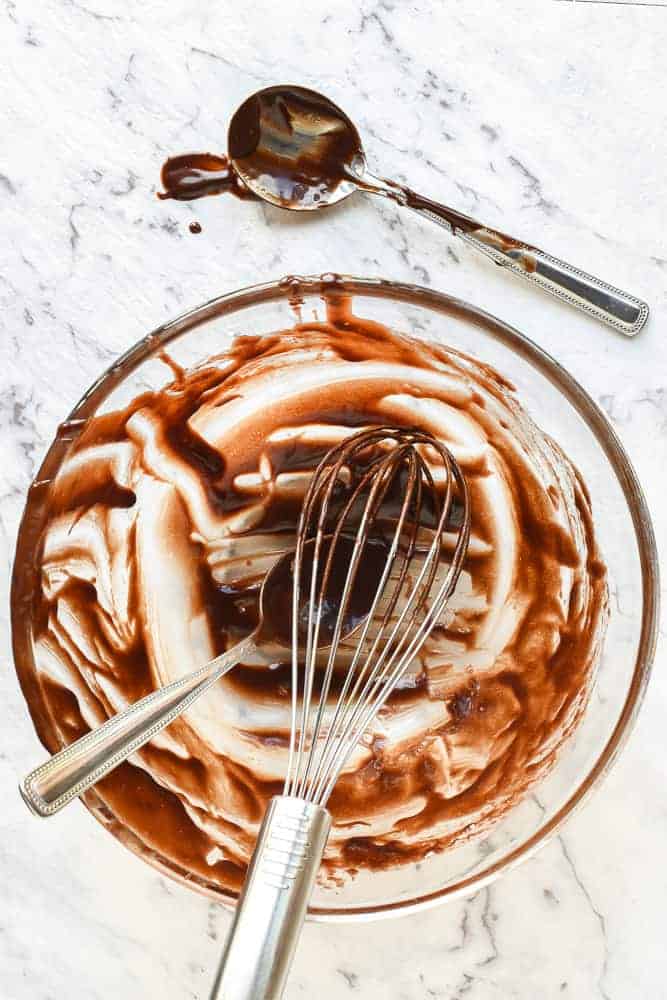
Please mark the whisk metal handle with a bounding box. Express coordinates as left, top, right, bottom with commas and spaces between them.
210, 796, 331, 1000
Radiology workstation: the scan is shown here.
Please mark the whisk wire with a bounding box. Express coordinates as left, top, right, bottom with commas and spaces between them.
310, 448, 461, 805
291, 439, 418, 799
283, 426, 470, 806
287, 429, 413, 797
288, 442, 352, 796
295, 444, 419, 799
305, 450, 425, 803
317, 484, 470, 805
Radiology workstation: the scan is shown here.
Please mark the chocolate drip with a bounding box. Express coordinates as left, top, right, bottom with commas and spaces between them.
158, 153, 257, 202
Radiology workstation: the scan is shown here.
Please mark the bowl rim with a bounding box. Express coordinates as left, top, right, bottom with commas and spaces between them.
11, 273, 660, 922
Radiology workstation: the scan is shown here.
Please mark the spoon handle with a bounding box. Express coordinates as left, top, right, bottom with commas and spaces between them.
19, 634, 256, 817
457, 228, 648, 336
361, 172, 648, 335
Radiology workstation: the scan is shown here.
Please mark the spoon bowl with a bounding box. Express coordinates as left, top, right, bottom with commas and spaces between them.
228, 85, 364, 210
258, 533, 389, 648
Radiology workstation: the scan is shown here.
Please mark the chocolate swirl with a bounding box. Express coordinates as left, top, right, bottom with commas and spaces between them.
19, 297, 607, 896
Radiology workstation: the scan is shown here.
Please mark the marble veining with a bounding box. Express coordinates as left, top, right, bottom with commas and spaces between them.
1, 1, 666, 997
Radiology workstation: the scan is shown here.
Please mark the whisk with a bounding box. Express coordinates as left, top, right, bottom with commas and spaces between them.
210, 426, 470, 1000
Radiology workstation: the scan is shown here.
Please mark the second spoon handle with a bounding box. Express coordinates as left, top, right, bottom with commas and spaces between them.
459, 227, 648, 336
20, 634, 256, 817
410, 198, 648, 336
361, 172, 649, 336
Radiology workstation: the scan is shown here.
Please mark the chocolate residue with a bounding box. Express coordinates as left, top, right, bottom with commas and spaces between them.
158, 153, 257, 202
156, 85, 536, 264
13, 294, 608, 899
189, 221, 202, 235
400, 187, 481, 235
264, 534, 390, 648
227, 85, 361, 208
158, 87, 361, 211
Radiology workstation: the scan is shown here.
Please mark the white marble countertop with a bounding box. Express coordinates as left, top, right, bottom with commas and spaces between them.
2, 2, 666, 998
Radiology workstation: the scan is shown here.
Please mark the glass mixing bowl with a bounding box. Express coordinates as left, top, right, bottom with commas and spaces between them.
12, 275, 658, 921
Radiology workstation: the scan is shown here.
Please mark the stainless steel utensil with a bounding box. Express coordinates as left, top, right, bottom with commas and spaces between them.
228, 85, 648, 336
209, 426, 470, 1000
19, 537, 362, 818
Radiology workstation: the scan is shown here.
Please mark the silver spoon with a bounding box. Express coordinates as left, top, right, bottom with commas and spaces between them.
20, 535, 382, 817
227, 84, 648, 336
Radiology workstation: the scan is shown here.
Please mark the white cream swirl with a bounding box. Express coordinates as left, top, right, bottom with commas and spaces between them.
25, 303, 607, 892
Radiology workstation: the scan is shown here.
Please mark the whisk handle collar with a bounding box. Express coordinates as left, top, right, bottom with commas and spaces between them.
210, 795, 331, 1000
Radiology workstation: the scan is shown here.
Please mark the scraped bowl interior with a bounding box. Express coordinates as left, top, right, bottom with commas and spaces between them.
11, 275, 658, 921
